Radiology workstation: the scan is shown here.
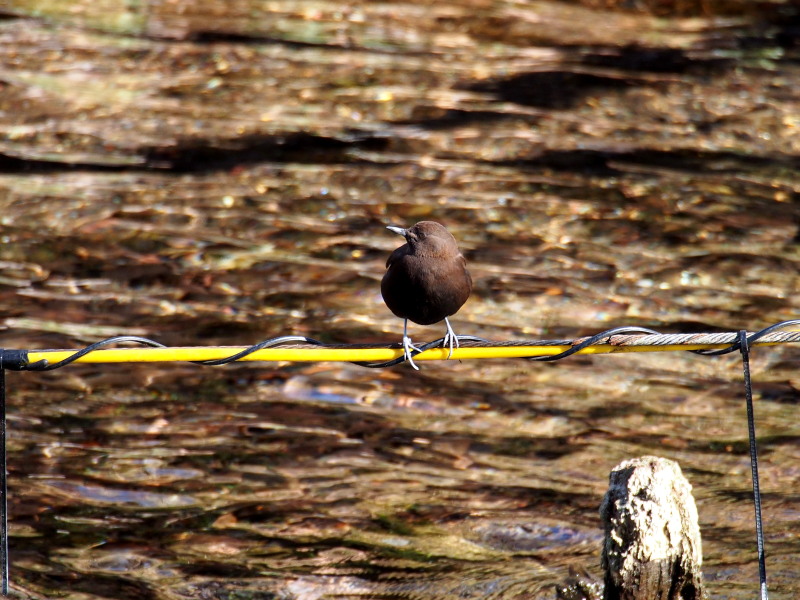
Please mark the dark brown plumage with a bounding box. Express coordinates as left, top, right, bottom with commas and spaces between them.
381, 221, 472, 369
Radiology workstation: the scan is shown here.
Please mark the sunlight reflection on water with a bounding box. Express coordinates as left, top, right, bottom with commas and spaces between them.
42, 480, 199, 509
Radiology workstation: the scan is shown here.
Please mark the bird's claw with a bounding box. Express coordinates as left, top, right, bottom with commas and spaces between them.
442, 317, 460, 359
402, 334, 421, 370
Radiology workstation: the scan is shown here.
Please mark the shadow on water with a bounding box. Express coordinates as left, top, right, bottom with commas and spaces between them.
1, 0, 800, 598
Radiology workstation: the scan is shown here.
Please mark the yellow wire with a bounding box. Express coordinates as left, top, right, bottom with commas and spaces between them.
23, 342, 776, 365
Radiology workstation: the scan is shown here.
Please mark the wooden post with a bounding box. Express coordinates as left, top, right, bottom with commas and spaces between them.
599, 456, 705, 600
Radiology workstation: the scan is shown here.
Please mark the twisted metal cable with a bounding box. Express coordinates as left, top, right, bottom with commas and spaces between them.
692, 319, 800, 356
526, 326, 660, 362
12, 320, 800, 371
738, 330, 769, 600
191, 336, 321, 365
3, 319, 798, 600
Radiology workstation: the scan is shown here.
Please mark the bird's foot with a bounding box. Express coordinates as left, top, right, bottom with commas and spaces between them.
402, 334, 422, 370
442, 317, 460, 360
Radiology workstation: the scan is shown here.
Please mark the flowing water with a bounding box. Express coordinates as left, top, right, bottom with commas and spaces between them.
0, 1, 799, 598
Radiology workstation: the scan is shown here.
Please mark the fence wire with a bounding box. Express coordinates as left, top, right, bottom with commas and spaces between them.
1, 319, 797, 597
2, 319, 800, 371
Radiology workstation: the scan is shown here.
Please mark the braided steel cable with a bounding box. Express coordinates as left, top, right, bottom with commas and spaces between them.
3, 320, 799, 371
0, 319, 796, 598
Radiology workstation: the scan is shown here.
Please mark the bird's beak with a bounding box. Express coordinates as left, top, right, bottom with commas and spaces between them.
386, 225, 407, 237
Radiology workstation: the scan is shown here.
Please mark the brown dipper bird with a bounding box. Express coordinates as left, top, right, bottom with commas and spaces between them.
381, 221, 472, 369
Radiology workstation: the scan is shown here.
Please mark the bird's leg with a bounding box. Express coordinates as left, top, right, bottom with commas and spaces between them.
442, 317, 460, 359
402, 318, 421, 370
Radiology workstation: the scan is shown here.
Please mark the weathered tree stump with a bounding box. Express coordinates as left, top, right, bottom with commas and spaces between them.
599, 456, 705, 600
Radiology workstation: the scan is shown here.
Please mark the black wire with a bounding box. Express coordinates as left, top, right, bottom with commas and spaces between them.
191, 336, 322, 365
25, 336, 167, 371
355, 326, 661, 368
739, 330, 769, 600
15, 319, 800, 370
4, 320, 798, 599
351, 335, 492, 368
192, 335, 496, 368
0, 360, 7, 596
693, 319, 800, 356
15, 320, 800, 370
527, 326, 661, 361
